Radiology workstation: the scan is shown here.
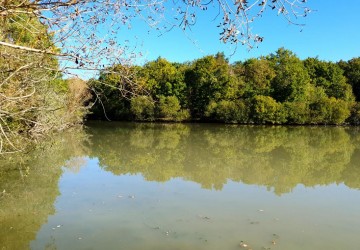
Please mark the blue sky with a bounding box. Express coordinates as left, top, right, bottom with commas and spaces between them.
120, 0, 360, 64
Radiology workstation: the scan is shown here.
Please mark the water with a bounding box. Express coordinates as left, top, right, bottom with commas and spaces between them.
1, 122, 360, 249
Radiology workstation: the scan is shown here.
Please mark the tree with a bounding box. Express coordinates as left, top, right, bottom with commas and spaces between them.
185, 53, 238, 118
268, 48, 311, 103
141, 58, 187, 105
339, 58, 360, 102
88, 64, 147, 120
304, 58, 354, 101
0, 8, 92, 153
241, 57, 275, 97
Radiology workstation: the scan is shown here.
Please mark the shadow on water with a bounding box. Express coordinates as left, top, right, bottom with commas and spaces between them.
87, 122, 360, 195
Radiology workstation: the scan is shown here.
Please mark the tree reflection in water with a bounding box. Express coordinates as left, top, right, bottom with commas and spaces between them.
1, 123, 360, 249
0, 129, 89, 249
88, 122, 360, 195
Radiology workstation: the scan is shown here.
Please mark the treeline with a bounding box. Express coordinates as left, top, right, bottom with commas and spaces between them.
89, 49, 360, 125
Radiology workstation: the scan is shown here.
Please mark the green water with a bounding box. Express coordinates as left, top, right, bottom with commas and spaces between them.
1, 122, 360, 250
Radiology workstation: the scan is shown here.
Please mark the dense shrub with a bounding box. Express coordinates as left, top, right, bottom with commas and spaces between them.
206, 100, 249, 123
283, 102, 309, 124
251, 95, 287, 124
130, 96, 155, 121
156, 95, 190, 121
158, 96, 181, 118
347, 103, 360, 125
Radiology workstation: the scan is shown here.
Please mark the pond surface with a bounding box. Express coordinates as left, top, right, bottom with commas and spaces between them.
1, 122, 360, 250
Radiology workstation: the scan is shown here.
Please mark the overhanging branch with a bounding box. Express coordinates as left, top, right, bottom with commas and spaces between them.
0, 41, 68, 57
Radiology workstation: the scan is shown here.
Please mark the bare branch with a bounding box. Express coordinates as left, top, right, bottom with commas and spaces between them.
0, 41, 68, 56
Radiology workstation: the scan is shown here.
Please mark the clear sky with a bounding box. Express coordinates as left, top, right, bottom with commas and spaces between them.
118, 0, 360, 64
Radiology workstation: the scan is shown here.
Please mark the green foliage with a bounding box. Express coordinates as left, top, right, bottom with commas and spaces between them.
251, 95, 287, 124
88, 65, 147, 120
347, 103, 360, 125
141, 58, 187, 105
90, 50, 360, 126
185, 53, 238, 118
130, 96, 155, 121
269, 48, 311, 102
241, 58, 275, 97
158, 95, 181, 117
308, 97, 351, 125
326, 98, 351, 124
284, 101, 309, 124
299, 85, 351, 124
339, 58, 360, 101
304, 57, 354, 101
206, 99, 249, 123
176, 109, 191, 121
157, 95, 189, 121
88, 78, 131, 120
